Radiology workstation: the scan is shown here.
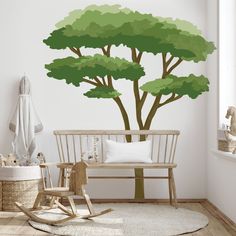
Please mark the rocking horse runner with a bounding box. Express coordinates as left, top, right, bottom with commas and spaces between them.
15, 161, 112, 225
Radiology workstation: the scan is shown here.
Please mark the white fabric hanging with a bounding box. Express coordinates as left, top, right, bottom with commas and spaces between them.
9, 76, 43, 158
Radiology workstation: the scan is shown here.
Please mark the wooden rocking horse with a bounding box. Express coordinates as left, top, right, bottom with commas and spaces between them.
15, 161, 112, 225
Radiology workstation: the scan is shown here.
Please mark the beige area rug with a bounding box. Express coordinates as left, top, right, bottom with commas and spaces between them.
29, 203, 208, 236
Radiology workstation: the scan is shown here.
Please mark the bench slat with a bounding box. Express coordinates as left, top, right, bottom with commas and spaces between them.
84, 162, 177, 169
54, 130, 180, 135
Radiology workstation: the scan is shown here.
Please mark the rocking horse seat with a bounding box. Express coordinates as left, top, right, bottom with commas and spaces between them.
43, 187, 74, 197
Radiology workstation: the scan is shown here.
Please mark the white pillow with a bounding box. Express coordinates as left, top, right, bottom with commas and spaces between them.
105, 140, 152, 163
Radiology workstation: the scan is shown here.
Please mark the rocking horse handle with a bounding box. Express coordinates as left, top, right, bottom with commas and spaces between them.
39, 162, 74, 189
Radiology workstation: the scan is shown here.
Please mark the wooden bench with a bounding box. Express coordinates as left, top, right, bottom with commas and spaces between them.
53, 130, 180, 207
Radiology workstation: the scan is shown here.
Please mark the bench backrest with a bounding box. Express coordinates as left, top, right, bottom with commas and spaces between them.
54, 130, 180, 164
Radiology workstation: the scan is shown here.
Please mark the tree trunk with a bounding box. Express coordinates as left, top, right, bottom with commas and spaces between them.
125, 134, 145, 200
114, 92, 146, 199
134, 134, 146, 199
134, 168, 144, 199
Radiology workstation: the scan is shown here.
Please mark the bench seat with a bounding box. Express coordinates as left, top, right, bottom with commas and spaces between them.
84, 161, 177, 169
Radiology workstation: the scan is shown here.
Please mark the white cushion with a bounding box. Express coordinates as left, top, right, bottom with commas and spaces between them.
105, 140, 152, 163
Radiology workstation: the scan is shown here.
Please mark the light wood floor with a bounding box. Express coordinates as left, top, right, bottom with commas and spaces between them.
0, 202, 235, 236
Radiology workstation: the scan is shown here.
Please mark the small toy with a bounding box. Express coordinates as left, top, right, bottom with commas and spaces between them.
0, 154, 7, 166
92, 137, 99, 162
5, 153, 19, 166
81, 137, 99, 162
37, 152, 46, 164
27, 157, 40, 166
23, 152, 46, 166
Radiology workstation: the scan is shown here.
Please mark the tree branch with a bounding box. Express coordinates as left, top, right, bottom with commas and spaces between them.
166, 58, 183, 75
144, 64, 163, 128
166, 55, 174, 68
102, 77, 107, 86
70, 47, 103, 86
69, 47, 82, 57
84, 74, 130, 138
106, 45, 111, 57
162, 53, 167, 78
100, 46, 131, 135
140, 92, 148, 107
131, 48, 146, 129
73, 45, 130, 136
133, 80, 143, 129
94, 77, 103, 86
144, 93, 182, 130
107, 75, 113, 87
162, 54, 183, 78
144, 53, 169, 129
82, 79, 99, 87
104, 73, 131, 138
100, 45, 113, 87
137, 51, 143, 64
131, 48, 137, 62
101, 45, 112, 57
159, 94, 183, 108
101, 47, 107, 55
145, 54, 183, 130
113, 97, 131, 129
144, 96, 161, 130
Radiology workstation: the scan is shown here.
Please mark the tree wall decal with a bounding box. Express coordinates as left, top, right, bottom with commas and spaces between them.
44, 5, 215, 199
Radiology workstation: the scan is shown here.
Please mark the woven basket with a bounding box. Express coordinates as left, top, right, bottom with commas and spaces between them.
1, 179, 43, 211
218, 139, 236, 152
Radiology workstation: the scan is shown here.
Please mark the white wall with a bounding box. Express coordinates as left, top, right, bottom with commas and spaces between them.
0, 0, 208, 199
207, 0, 236, 223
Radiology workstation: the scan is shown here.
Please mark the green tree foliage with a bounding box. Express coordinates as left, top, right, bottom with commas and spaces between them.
141, 74, 209, 99
44, 5, 215, 62
44, 4, 216, 199
45, 55, 145, 88
84, 87, 121, 98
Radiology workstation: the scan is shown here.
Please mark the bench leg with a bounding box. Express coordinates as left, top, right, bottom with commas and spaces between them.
170, 168, 178, 208
168, 169, 173, 205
